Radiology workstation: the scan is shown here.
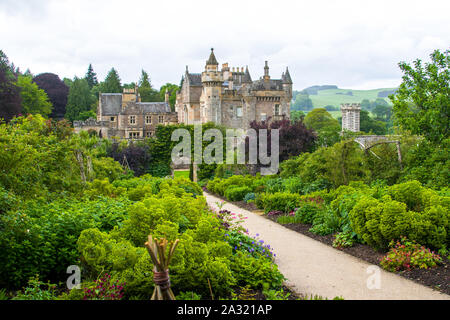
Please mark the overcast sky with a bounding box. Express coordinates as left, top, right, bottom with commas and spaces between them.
1, 0, 449, 90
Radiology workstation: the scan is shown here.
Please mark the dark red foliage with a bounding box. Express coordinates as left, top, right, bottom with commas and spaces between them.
33, 73, 69, 120
108, 142, 152, 177
246, 117, 317, 173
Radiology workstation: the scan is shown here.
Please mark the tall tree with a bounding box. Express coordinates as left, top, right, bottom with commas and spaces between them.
0, 50, 22, 121
139, 69, 160, 102
246, 118, 317, 174
65, 77, 95, 122
159, 83, 179, 110
17, 75, 53, 117
390, 49, 449, 144
304, 108, 341, 147
85, 64, 98, 89
291, 91, 313, 111
100, 68, 122, 93
359, 110, 386, 135
33, 73, 69, 120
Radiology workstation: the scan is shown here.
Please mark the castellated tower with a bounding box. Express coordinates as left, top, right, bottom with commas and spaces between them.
200, 48, 224, 124
176, 49, 292, 129
341, 103, 361, 132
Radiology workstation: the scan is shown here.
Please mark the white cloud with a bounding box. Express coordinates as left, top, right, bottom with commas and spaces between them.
0, 0, 449, 90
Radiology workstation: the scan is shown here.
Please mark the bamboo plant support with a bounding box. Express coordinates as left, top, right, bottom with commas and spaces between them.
144, 235, 179, 300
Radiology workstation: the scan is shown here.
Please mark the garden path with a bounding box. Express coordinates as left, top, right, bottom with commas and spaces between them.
205, 192, 449, 300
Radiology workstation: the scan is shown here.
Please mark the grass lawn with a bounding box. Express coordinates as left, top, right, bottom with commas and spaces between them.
174, 170, 190, 179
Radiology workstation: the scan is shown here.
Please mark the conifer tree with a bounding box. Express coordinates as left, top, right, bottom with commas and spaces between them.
139, 69, 160, 102
100, 68, 122, 93
85, 64, 98, 89
65, 77, 95, 122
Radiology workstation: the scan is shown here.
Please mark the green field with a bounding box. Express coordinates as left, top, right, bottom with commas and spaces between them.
174, 170, 190, 179
309, 88, 396, 109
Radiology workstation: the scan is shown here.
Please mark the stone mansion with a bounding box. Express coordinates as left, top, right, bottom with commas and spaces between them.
74, 49, 293, 139
175, 48, 293, 129
74, 86, 178, 139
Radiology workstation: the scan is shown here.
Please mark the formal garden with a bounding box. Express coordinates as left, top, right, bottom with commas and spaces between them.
0, 49, 448, 300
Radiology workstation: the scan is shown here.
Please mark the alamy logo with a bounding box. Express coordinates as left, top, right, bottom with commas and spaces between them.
171, 125, 279, 175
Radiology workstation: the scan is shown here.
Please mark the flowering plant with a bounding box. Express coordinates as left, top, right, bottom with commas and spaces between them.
380, 236, 443, 272
267, 210, 283, 217
225, 230, 276, 261
216, 209, 248, 233
83, 273, 125, 300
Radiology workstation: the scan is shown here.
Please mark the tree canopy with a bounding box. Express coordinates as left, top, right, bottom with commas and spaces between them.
17, 75, 53, 117
138, 70, 160, 102
33, 73, 69, 120
390, 49, 449, 144
65, 77, 96, 122
100, 68, 122, 93
85, 64, 98, 89
0, 50, 22, 122
159, 83, 179, 110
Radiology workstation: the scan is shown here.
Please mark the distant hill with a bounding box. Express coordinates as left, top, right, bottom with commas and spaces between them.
296, 85, 398, 106
292, 85, 398, 119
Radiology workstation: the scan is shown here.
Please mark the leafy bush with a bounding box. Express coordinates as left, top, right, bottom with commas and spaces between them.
224, 186, 252, 202
259, 192, 302, 213
333, 231, 356, 249
380, 237, 443, 272
277, 215, 303, 224
243, 192, 256, 203
265, 178, 285, 194
295, 202, 324, 224
225, 230, 275, 260
282, 177, 304, 194
83, 273, 125, 300
230, 252, 285, 290
349, 182, 449, 250
12, 275, 57, 300
0, 196, 130, 289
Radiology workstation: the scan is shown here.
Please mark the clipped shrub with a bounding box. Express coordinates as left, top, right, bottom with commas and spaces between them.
259, 192, 302, 213
224, 186, 252, 202
295, 202, 325, 224
349, 189, 449, 250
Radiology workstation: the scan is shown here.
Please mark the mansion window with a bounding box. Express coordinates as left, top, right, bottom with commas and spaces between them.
129, 115, 136, 125
274, 104, 280, 116
145, 131, 153, 138
236, 106, 243, 118
129, 132, 140, 139
145, 115, 152, 124
158, 116, 164, 123
261, 113, 267, 121
110, 117, 116, 122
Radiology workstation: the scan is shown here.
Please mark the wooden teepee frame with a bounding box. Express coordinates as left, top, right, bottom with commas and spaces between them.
145, 235, 179, 300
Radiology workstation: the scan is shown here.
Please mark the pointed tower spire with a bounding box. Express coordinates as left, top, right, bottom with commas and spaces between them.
243, 66, 252, 83
206, 48, 219, 66
283, 66, 293, 84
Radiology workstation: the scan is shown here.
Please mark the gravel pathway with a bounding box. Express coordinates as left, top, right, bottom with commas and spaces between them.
205, 192, 450, 300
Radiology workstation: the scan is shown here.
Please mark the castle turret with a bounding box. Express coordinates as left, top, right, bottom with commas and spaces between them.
282, 67, 293, 97
200, 48, 223, 124
341, 103, 361, 132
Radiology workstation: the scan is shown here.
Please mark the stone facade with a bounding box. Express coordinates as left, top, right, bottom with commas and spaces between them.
341, 103, 361, 132
175, 49, 293, 129
74, 86, 178, 139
